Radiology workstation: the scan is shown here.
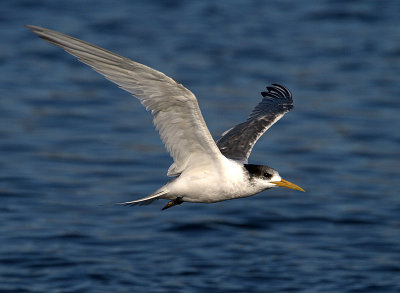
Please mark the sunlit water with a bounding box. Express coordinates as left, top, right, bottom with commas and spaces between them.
1, 1, 400, 292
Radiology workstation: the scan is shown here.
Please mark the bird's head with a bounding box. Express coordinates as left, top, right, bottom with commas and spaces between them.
244, 164, 304, 192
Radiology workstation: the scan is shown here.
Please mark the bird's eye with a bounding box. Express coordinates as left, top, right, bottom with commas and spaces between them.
263, 173, 272, 179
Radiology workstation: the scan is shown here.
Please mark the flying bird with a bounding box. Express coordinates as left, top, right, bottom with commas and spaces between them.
26, 25, 304, 210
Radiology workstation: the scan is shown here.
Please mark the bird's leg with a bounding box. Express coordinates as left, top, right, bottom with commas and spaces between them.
162, 197, 183, 210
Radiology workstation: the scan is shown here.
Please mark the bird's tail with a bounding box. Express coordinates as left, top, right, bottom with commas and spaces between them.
119, 190, 168, 206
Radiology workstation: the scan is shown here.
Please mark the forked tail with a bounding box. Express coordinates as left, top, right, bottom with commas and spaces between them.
119, 190, 168, 206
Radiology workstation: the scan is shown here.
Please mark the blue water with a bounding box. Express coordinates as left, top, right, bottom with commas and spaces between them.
1, 0, 400, 292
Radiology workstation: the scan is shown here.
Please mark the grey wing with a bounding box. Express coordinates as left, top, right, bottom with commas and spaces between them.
216, 84, 293, 162
27, 25, 223, 176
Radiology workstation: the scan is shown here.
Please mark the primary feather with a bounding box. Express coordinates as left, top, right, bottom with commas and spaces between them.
26, 25, 223, 177
216, 84, 293, 162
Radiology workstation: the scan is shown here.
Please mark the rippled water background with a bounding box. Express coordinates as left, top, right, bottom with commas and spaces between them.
1, 1, 400, 292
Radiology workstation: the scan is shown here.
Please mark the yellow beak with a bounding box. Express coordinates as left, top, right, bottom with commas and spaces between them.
270, 178, 305, 192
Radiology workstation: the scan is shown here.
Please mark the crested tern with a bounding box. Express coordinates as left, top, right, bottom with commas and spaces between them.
26, 25, 304, 210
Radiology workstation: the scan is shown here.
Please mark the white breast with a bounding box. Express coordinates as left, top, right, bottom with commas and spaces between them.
164, 158, 259, 203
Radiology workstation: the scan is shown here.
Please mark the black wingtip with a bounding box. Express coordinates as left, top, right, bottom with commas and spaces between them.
261, 84, 292, 99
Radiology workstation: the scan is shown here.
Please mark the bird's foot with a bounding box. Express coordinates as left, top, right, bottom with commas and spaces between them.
162, 197, 183, 210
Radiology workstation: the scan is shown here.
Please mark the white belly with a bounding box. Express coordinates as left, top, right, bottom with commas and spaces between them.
164, 159, 261, 203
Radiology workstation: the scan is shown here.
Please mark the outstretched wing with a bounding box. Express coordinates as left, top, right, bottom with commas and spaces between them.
26, 25, 223, 176
216, 84, 293, 162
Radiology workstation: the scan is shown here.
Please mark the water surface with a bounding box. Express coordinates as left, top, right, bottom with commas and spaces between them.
1, 1, 399, 292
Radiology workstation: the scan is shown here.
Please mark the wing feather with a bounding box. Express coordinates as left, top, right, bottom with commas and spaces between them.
216, 84, 293, 162
26, 25, 222, 176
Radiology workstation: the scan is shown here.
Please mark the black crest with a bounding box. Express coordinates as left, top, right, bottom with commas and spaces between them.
244, 164, 276, 180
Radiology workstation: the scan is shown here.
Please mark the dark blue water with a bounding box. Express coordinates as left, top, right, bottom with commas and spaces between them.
1, 1, 400, 292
